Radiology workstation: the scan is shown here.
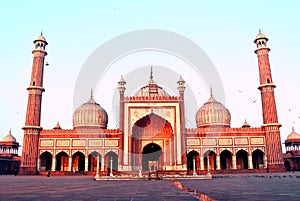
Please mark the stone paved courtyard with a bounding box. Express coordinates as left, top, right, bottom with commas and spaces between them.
0, 172, 299, 201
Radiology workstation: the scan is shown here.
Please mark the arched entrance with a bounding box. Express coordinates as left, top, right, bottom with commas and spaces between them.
56, 152, 69, 171
88, 151, 101, 171
105, 151, 118, 172
72, 152, 85, 172
132, 113, 173, 170
236, 150, 248, 169
252, 149, 264, 169
142, 143, 162, 171
220, 150, 232, 169
204, 151, 216, 170
40, 151, 52, 171
187, 151, 199, 173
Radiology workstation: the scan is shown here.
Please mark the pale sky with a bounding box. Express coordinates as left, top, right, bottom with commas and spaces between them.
0, 0, 300, 152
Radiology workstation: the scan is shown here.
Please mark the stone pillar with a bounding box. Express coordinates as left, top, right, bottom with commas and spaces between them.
216, 155, 221, 170
248, 155, 253, 169
200, 156, 204, 170
232, 155, 237, 169
51, 157, 56, 171
263, 155, 268, 168
37, 158, 40, 171
68, 157, 72, 171
95, 155, 100, 179
85, 157, 89, 171
101, 156, 105, 171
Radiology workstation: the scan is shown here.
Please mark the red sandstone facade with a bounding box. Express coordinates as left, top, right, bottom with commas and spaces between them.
20, 31, 285, 175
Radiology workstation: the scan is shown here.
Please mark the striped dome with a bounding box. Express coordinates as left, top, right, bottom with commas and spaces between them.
73, 97, 108, 129
196, 96, 231, 128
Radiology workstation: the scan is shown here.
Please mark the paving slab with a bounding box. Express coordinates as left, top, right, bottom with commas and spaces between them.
0, 172, 299, 200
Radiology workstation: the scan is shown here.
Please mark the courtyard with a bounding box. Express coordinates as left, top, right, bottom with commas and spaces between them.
0, 172, 299, 201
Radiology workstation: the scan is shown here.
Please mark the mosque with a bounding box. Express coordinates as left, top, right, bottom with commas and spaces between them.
16, 31, 290, 175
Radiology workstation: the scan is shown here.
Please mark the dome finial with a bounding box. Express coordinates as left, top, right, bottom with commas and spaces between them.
90, 89, 93, 99
150, 66, 153, 80
210, 87, 213, 97
292, 126, 294, 131
41, 31, 43, 36
259, 28, 261, 34
9, 128, 11, 134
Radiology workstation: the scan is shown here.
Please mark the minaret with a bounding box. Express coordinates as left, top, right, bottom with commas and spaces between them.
118, 75, 126, 165
20, 33, 48, 174
177, 75, 186, 168
254, 30, 284, 171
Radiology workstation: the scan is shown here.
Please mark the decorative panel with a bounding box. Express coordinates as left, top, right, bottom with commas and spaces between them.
219, 138, 232, 146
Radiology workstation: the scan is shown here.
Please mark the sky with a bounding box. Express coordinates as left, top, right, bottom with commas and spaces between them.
0, 0, 300, 152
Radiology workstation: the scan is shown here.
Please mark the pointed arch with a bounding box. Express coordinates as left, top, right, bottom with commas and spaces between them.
72, 151, 85, 172
40, 151, 52, 171
56, 151, 69, 171
236, 150, 248, 169
88, 151, 101, 171
220, 150, 232, 169
204, 150, 216, 170
187, 150, 199, 172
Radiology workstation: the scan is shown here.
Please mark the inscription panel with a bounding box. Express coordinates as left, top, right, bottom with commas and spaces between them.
219, 138, 232, 146
235, 138, 248, 145
40, 140, 54, 146
89, 139, 103, 147
203, 138, 217, 146
105, 139, 118, 147
73, 139, 86, 146
187, 139, 200, 146
56, 140, 70, 146
250, 137, 264, 145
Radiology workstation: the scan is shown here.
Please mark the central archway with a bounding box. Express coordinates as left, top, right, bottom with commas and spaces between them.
142, 143, 162, 171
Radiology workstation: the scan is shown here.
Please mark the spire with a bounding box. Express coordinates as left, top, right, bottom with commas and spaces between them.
150, 66, 153, 80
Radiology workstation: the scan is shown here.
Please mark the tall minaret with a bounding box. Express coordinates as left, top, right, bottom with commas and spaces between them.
20, 34, 48, 175
177, 75, 186, 168
254, 30, 284, 172
118, 75, 126, 166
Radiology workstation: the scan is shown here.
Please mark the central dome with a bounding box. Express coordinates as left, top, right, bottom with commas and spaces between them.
196, 96, 231, 128
135, 67, 170, 97
135, 79, 170, 97
73, 96, 108, 129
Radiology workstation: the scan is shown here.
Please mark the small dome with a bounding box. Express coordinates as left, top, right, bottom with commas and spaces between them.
196, 96, 231, 128
287, 127, 300, 140
242, 120, 251, 128
256, 32, 266, 40
1, 129, 16, 142
73, 96, 108, 129
35, 34, 46, 42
